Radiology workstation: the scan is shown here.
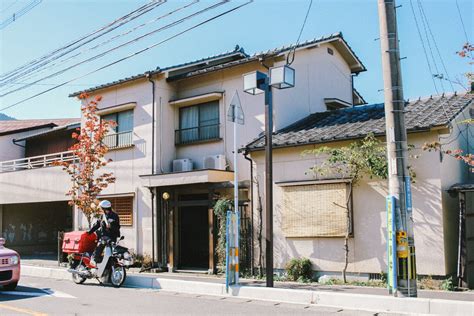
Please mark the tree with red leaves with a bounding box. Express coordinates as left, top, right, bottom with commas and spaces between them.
55, 93, 116, 227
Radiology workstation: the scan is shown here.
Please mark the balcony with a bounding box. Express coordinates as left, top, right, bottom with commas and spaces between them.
175, 124, 220, 145
102, 131, 133, 149
0, 151, 75, 173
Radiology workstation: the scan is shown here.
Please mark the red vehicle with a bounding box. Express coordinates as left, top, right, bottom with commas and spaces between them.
0, 238, 20, 290
62, 231, 132, 288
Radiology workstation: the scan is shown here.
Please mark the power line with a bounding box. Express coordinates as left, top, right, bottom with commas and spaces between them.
0, 0, 20, 15
287, 0, 313, 66
0, 1, 198, 90
0, 1, 165, 82
0, 0, 42, 30
0, 0, 253, 112
0, 1, 228, 98
455, 0, 471, 44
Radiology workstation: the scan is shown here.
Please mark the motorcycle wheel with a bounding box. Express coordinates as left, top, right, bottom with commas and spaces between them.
110, 265, 126, 288
72, 263, 87, 284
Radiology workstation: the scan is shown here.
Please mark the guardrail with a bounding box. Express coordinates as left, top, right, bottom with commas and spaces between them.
175, 124, 220, 145
102, 131, 133, 149
0, 150, 75, 173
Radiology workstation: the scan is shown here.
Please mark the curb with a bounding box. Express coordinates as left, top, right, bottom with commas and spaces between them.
21, 265, 474, 316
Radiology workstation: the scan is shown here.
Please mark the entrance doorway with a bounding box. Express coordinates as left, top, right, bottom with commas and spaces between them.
178, 205, 209, 269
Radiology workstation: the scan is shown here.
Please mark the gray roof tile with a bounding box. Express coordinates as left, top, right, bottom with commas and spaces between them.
246, 92, 474, 150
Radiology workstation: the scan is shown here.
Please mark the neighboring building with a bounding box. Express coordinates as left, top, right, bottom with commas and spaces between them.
0, 119, 79, 254
67, 33, 366, 272
245, 92, 474, 286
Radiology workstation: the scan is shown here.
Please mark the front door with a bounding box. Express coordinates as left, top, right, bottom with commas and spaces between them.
178, 206, 209, 269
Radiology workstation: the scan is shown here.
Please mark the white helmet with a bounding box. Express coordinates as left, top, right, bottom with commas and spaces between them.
99, 200, 112, 209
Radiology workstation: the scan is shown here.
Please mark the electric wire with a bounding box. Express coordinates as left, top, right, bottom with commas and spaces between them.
0, 1, 228, 98
287, 0, 313, 66
417, 0, 472, 141
0, 0, 42, 30
0, 0, 198, 92
0, 0, 253, 112
0, 0, 165, 82
455, 0, 471, 45
0, 0, 20, 15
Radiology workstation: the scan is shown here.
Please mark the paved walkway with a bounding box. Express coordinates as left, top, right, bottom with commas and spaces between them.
21, 258, 474, 302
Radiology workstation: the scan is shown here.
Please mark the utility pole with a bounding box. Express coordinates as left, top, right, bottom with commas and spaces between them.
378, 0, 417, 297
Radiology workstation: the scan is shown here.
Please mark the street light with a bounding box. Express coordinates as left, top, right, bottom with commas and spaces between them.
243, 64, 295, 287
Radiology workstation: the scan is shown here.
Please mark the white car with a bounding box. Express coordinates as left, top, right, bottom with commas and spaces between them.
0, 238, 20, 290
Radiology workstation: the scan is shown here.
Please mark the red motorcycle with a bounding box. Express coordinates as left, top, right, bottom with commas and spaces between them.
62, 231, 133, 287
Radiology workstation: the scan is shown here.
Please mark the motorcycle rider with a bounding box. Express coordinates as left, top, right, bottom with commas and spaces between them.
88, 200, 121, 266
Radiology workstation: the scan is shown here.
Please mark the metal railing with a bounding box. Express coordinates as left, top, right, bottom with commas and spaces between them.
0, 150, 75, 173
102, 131, 133, 149
175, 124, 220, 145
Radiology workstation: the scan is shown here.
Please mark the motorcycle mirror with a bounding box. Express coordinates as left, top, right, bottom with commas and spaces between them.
120, 236, 124, 241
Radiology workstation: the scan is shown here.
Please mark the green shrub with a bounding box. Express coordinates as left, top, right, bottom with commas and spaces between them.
440, 276, 454, 291
285, 258, 313, 282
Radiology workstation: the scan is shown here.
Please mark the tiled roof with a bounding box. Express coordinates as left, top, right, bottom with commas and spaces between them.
13, 121, 81, 142
69, 48, 248, 97
0, 118, 80, 136
169, 32, 365, 81
245, 92, 474, 151
69, 32, 365, 96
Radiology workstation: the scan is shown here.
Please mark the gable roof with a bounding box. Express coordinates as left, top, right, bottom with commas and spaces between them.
245, 92, 474, 151
0, 118, 80, 136
70, 32, 365, 96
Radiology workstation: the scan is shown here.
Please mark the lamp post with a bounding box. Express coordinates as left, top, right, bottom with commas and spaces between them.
243, 65, 295, 287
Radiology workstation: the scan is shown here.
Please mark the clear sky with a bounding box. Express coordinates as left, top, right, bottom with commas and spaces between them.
0, 0, 472, 120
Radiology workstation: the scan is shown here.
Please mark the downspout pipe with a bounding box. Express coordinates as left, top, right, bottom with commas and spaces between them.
146, 72, 157, 267
243, 150, 254, 276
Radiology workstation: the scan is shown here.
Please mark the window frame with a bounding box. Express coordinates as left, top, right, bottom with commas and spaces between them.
176, 101, 220, 145
100, 109, 134, 149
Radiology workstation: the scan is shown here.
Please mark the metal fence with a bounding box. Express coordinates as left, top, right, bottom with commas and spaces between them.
0, 150, 75, 173
239, 203, 252, 273
175, 124, 220, 145
102, 131, 133, 149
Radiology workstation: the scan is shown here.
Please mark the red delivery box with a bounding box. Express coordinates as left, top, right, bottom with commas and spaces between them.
62, 231, 97, 254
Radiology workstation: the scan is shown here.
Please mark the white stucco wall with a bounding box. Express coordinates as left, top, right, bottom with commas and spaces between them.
250, 131, 452, 276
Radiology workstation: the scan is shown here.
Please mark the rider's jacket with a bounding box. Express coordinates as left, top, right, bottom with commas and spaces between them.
89, 210, 121, 241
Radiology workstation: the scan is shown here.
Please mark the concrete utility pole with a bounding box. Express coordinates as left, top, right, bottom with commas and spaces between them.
377, 0, 417, 297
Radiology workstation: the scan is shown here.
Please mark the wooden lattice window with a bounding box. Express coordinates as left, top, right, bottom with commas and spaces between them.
101, 196, 133, 226
281, 182, 352, 238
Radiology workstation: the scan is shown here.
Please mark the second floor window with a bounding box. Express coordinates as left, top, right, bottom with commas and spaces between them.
177, 101, 219, 144
102, 109, 134, 148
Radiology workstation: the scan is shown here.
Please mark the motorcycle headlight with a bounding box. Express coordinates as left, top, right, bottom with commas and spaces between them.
10, 255, 19, 265
123, 252, 131, 260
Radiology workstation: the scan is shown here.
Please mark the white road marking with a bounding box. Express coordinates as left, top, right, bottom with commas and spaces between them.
0, 288, 76, 298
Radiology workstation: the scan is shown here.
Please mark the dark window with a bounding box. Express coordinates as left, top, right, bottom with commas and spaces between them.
176, 101, 219, 145
101, 110, 133, 148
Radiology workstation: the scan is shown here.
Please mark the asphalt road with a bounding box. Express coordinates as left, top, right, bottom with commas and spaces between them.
0, 276, 405, 316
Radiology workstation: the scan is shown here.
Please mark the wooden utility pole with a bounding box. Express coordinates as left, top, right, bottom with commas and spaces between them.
378, 0, 417, 297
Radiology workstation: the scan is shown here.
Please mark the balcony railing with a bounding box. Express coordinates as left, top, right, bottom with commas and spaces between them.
0, 150, 75, 173
175, 124, 220, 145
102, 131, 133, 149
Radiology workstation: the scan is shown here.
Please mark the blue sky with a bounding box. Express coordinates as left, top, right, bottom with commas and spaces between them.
0, 0, 472, 120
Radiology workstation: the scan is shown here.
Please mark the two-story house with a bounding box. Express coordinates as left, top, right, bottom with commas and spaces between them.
69, 33, 365, 272
0, 118, 78, 254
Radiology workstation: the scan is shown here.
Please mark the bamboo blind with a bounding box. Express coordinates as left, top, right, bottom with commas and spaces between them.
282, 183, 349, 237
103, 196, 133, 226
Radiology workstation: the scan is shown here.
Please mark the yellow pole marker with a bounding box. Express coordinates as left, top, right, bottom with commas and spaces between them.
0, 303, 48, 316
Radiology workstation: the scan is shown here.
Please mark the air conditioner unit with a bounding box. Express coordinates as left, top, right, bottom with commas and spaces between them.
203, 155, 226, 170
173, 158, 193, 172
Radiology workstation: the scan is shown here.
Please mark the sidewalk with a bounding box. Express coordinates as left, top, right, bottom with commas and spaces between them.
20, 259, 474, 315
